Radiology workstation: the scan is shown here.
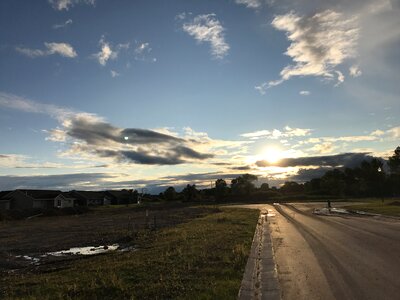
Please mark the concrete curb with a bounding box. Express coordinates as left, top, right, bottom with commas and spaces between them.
238, 210, 281, 300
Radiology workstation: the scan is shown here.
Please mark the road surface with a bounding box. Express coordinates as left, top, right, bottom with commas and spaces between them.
267, 202, 400, 300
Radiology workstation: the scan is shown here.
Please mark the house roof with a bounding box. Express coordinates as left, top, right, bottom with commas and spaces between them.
17, 189, 62, 199
105, 190, 132, 200
0, 191, 12, 199
71, 190, 105, 200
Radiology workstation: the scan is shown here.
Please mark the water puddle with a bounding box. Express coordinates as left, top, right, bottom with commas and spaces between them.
48, 244, 120, 256
313, 207, 351, 215
266, 209, 276, 217
14, 243, 136, 266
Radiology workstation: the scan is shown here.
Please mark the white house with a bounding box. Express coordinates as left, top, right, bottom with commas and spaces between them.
54, 194, 75, 208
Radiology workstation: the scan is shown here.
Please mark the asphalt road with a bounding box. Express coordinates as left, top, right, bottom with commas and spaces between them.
265, 203, 400, 300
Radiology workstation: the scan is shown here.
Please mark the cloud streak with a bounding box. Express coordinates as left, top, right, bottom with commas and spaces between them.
182, 13, 230, 59
241, 126, 312, 140
48, 0, 95, 11
16, 42, 77, 58
53, 19, 73, 29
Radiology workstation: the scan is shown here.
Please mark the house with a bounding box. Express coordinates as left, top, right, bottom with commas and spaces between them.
0, 189, 62, 210
70, 191, 106, 206
104, 190, 136, 205
0, 191, 12, 210
54, 193, 76, 208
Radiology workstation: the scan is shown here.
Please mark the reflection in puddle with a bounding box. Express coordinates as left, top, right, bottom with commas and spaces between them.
14, 244, 136, 265
48, 244, 120, 256
313, 208, 351, 215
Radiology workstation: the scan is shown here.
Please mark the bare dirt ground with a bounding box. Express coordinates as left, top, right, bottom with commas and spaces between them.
0, 204, 218, 274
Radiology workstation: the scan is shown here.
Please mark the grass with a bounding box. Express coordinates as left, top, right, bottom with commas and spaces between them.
343, 199, 400, 217
1, 207, 259, 300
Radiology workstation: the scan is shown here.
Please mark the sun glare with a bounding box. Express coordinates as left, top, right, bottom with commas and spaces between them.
263, 147, 282, 164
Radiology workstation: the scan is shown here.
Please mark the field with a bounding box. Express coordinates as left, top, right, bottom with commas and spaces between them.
0, 204, 259, 299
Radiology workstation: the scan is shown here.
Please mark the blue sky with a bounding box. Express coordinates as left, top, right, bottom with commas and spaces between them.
0, 0, 399, 192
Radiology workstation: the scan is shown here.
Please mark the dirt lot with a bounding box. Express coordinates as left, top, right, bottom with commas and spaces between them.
0, 204, 219, 274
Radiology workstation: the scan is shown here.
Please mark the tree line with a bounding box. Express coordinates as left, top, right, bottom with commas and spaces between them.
156, 146, 400, 202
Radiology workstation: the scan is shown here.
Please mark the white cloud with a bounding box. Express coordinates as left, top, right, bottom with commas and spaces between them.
241, 126, 312, 140
135, 42, 150, 55
93, 36, 129, 66
257, 10, 359, 92
235, 0, 262, 9
335, 70, 345, 86
299, 90, 310, 96
387, 126, 400, 139
45, 42, 77, 57
16, 42, 77, 58
182, 13, 230, 59
110, 70, 120, 78
133, 42, 156, 62
48, 0, 95, 11
349, 65, 362, 77
371, 129, 385, 136
53, 19, 73, 29
310, 142, 335, 154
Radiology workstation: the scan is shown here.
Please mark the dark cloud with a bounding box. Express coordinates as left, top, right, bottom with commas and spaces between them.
256, 153, 375, 168
67, 117, 183, 146
94, 146, 213, 165
230, 165, 252, 171
63, 116, 213, 165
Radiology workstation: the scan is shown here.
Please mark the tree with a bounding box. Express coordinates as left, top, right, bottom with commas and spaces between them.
163, 186, 176, 201
182, 184, 198, 202
280, 181, 304, 194
231, 174, 258, 196
388, 146, 400, 196
215, 179, 228, 199
260, 183, 270, 191
388, 146, 400, 174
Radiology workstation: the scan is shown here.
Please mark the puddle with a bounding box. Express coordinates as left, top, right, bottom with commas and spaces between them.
48, 244, 120, 256
313, 208, 351, 215
14, 244, 136, 266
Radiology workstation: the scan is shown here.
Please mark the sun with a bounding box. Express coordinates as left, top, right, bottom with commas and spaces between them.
262, 147, 282, 164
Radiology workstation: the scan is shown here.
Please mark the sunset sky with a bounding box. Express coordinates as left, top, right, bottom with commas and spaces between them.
1, 0, 399, 192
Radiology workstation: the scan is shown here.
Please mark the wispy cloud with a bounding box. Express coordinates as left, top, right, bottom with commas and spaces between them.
181, 13, 230, 59
235, 0, 263, 9
299, 90, 310, 96
349, 65, 362, 77
92, 36, 129, 66
16, 42, 77, 58
241, 126, 312, 140
256, 10, 359, 92
110, 70, 120, 78
53, 19, 73, 29
48, 0, 95, 11
133, 41, 156, 62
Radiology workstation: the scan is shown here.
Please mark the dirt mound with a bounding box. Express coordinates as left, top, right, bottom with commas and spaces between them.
388, 201, 400, 206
